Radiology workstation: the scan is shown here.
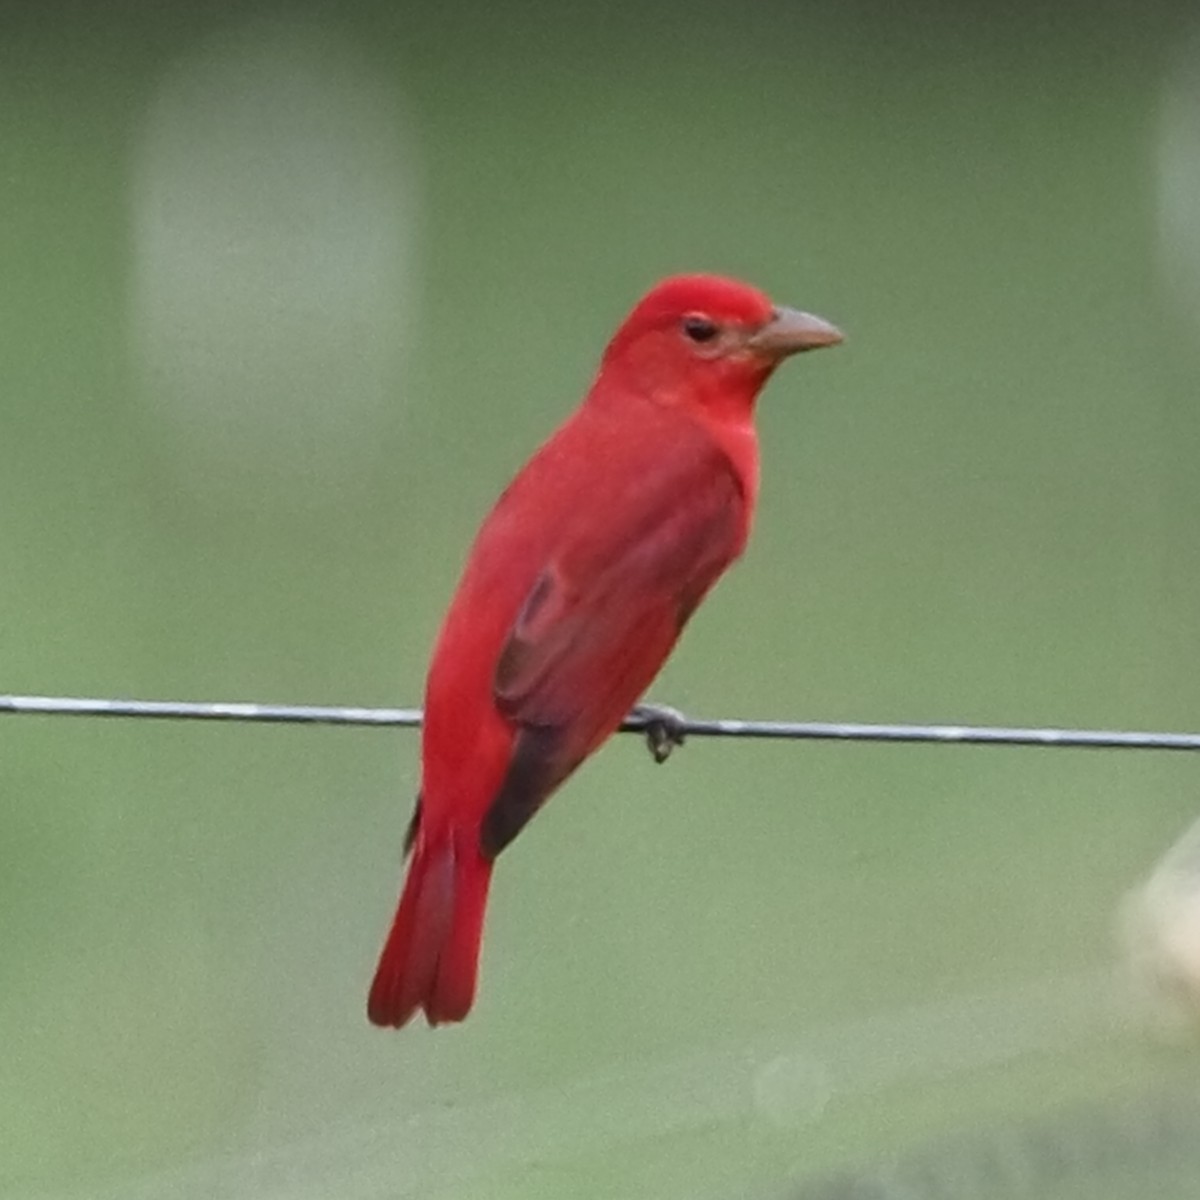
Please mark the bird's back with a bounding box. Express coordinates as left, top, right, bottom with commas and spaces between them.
420, 391, 754, 824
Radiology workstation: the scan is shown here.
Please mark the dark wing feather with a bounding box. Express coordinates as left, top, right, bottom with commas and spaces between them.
481, 448, 745, 856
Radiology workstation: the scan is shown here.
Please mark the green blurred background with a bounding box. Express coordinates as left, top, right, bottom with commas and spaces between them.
6, 0, 1200, 1196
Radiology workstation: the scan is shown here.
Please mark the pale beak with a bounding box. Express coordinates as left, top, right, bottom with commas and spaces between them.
747, 306, 843, 358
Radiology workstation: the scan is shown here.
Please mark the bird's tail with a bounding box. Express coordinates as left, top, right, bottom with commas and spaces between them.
367, 825, 493, 1028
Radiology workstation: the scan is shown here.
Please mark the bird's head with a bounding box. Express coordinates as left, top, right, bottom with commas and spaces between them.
597, 274, 842, 418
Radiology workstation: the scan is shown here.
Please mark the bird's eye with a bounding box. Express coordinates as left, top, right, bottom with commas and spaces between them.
681, 315, 719, 344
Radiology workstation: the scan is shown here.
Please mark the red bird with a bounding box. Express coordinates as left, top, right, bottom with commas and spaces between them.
368, 274, 842, 1027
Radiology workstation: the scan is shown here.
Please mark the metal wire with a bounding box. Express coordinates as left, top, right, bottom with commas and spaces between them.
3, 692, 1200, 752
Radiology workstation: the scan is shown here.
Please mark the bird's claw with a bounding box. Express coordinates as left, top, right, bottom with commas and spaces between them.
631, 703, 688, 764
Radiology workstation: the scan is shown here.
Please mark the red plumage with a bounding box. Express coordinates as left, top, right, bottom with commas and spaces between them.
368, 274, 841, 1027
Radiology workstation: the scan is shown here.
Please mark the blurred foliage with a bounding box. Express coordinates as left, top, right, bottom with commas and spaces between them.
3, 0, 1200, 1196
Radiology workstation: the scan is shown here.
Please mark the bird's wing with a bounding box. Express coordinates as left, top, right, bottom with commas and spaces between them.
481, 445, 745, 854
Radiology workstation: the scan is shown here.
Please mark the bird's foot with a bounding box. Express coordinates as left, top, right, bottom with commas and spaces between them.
631, 703, 688, 764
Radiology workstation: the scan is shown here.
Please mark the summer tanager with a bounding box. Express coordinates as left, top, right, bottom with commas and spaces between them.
368, 274, 842, 1027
